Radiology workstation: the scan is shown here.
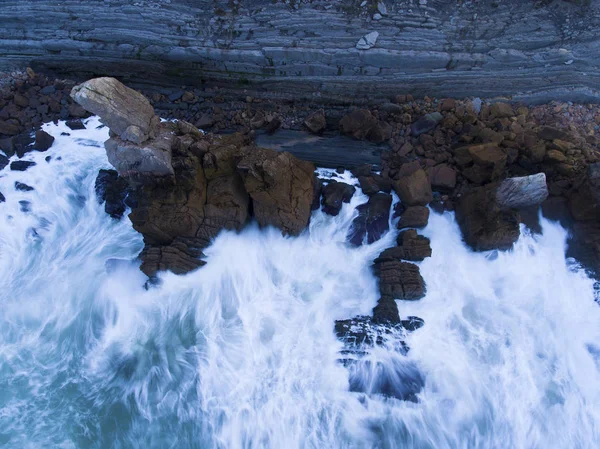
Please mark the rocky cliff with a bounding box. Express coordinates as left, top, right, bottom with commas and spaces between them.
2, 0, 600, 103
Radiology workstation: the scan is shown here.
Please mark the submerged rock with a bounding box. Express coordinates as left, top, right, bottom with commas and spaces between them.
347, 192, 392, 245
94, 169, 130, 219
14, 182, 34, 192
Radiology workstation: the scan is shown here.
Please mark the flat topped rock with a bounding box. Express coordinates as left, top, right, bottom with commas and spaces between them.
71, 77, 158, 143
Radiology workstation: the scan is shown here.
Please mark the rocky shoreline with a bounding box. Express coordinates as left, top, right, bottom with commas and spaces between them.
2, 70, 600, 401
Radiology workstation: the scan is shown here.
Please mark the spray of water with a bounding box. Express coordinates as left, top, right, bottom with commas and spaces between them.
0, 119, 599, 449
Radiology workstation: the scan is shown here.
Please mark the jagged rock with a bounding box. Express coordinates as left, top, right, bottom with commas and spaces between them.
397, 206, 430, 229
14, 182, 34, 192
10, 160, 36, 171
411, 112, 442, 137
304, 110, 326, 134
0, 191, 4, 203
339, 109, 377, 140
375, 230, 431, 262
373, 259, 426, 300
33, 130, 54, 151
393, 168, 433, 206
496, 173, 549, 209
94, 169, 130, 219
321, 180, 355, 216
71, 77, 159, 143
456, 184, 520, 251
348, 192, 392, 245
428, 164, 456, 190
238, 148, 315, 235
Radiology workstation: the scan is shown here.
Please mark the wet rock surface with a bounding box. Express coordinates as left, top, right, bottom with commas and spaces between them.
347, 192, 392, 246
321, 181, 355, 216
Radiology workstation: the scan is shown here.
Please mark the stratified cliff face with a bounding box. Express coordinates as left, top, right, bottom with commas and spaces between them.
1, 0, 599, 103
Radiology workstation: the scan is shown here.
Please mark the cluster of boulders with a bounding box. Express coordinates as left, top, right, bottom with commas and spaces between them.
71, 77, 317, 278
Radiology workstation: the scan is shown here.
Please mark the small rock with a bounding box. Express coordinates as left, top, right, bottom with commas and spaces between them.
0, 154, 8, 171
14, 182, 34, 192
10, 160, 36, 171
356, 31, 379, 50
304, 110, 326, 134
66, 119, 86, 130
339, 109, 377, 140
377, 1, 387, 15
0, 191, 4, 202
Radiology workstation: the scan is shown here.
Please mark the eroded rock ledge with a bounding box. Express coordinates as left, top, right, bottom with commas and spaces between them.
2, 1, 600, 103
71, 77, 316, 277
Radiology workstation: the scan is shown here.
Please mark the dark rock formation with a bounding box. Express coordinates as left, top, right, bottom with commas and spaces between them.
71, 77, 316, 276
339, 109, 378, 141
347, 193, 392, 246
321, 181, 355, 216
0, 191, 4, 203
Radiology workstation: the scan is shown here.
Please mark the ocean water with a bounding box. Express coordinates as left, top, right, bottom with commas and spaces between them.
0, 119, 599, 449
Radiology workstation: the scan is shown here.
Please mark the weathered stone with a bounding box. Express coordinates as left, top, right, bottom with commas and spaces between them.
397, 205, 430, 229
373, 260, 426, 300
367, 121, 392, 143
393, 169, 433, 206
496, 173, 549, 209
546, 149, 567, 162
238, 149, 315, 235
71, 77, 158, 142
139, 238, 206, 278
